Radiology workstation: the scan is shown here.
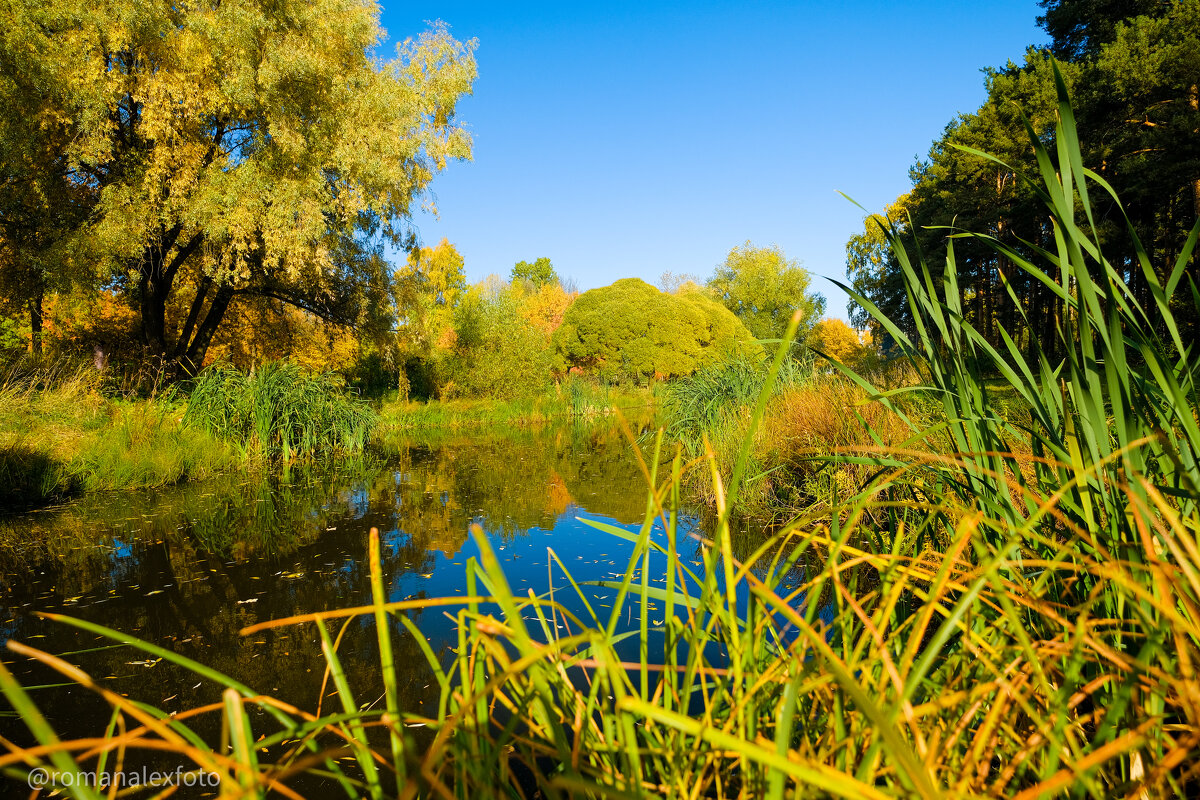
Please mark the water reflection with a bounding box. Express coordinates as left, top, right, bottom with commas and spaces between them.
0, 419, 668, 762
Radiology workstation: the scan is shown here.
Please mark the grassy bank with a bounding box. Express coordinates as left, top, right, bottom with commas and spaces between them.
379, 377, 655, 433
0, 360, 376, 511
0, 366, 238, 509
2, 85, 1198, 796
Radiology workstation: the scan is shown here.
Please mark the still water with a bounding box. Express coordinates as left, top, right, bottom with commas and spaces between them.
0, 420, 706, 761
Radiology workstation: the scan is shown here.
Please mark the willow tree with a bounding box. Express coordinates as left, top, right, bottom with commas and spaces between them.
707, 242, 825, 349
0, 0, 475, 370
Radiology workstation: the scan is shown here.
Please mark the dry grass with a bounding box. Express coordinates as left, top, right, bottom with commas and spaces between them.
757, 379, 915, 516
679, 377, 921, 520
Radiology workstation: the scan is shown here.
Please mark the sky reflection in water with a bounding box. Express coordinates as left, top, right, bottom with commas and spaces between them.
0, 420, 706, 749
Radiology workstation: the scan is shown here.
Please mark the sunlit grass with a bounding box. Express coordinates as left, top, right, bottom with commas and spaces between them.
0, 362, 237, 507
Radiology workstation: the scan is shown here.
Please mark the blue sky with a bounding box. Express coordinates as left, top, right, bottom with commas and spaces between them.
378, 1, 1045, 320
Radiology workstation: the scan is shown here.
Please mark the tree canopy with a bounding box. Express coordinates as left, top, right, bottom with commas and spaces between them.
808, 318, 867, 369
0, 0, 476, 371
707, 242, 825, 348
848, 0, 1200, 354
511, 257, 558, 289
552, 278, 758, 381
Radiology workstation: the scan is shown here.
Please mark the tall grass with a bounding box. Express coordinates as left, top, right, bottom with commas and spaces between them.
183, 361, 376, 461
2, 75, 1198, 797
660, 348, 808, 454
0, 360, 236, 508
838, 65, 1200, 637
659, 349, 909, 518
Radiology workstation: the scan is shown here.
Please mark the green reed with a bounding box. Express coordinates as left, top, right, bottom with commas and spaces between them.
183, 361, 376, 461
659, 347, 808, 455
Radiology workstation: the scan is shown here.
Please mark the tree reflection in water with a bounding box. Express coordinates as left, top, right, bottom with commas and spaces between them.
0, 418, 662, 754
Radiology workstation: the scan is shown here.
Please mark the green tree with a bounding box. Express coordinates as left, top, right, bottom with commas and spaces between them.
903, 53, 1067, 353
1038, 0, 1164, 60
0, 23, 97, 356
707, 242, 825, 348
851, 2, 1200, 355
0, 0, 476, 372
397, 239, 467, 329
552, 278, 757, 381
390, 238, 467, 391
511, 257, 558, 289
447, 279, 554, 399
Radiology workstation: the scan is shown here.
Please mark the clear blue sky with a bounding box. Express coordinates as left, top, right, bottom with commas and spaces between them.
378, 1, 1045, 320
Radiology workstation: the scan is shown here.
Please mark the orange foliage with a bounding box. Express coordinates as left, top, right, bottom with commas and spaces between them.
41, 290, 138, 353
543, 472, 574, 517
207, 297, 359, 372
518, 283, 577, 336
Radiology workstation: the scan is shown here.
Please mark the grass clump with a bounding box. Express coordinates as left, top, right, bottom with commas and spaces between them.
182, 361, 376, 461
661, 350, 909, 518
660, 349, 807, 450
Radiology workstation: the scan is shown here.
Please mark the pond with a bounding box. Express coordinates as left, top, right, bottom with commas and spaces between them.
0, 419, 717, 776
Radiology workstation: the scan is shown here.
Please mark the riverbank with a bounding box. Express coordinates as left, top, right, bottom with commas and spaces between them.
0, 369, 238, 510
0, 366, 656, 511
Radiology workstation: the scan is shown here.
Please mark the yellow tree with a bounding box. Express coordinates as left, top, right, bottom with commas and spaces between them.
395, 238, 466, 351
0, 0, 475, 372
808, 318, 866, 371
515, 281, 576, 336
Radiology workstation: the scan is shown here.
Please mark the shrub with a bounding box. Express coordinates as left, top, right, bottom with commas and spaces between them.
553, 278, 759, 381
442, 283, 556, 400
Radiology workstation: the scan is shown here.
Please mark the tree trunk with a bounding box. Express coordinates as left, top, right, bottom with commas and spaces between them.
28, 290, 43, 357
138, 238, 170, 353
173, 276, 212, 363
181, 285, 234, 375
137, 225, 200, 357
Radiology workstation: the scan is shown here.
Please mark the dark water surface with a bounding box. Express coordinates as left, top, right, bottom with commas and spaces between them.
0, 421, 708, 774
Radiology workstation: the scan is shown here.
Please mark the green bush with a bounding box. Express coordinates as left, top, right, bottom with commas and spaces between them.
442, 285, 555, 400
553, 278, 759, 381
